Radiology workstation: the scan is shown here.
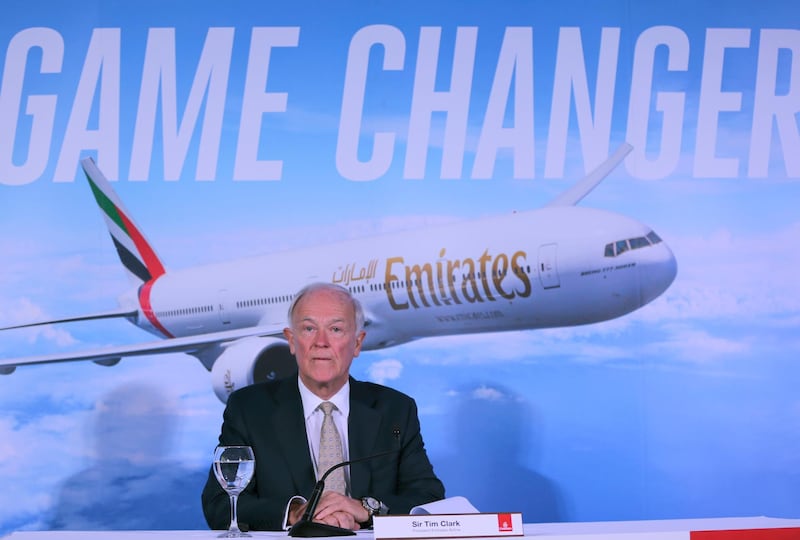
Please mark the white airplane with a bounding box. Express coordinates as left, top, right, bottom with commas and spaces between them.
0, 143, 677, 402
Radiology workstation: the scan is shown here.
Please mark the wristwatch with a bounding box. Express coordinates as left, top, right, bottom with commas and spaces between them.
361, 496, 384, 517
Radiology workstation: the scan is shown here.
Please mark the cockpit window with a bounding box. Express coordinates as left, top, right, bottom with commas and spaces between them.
604, 230, 663, 257
647, 231, 662, 244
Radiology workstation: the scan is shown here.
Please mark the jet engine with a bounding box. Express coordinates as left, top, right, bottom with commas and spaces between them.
210, 337, 297, 403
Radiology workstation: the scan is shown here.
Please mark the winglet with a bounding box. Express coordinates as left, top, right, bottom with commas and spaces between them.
544, 143, 633, 207
81, 157, 166, 284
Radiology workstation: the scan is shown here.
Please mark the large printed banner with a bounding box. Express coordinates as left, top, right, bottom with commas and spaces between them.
1, 0, 798, 534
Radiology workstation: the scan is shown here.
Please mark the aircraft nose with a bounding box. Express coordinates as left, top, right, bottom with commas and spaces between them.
639, 242, 678, 305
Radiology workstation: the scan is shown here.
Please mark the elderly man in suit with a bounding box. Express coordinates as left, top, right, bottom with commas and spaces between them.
202, 282, 445, 531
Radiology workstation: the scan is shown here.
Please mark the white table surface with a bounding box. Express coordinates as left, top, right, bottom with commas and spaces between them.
4, 516, 800, 540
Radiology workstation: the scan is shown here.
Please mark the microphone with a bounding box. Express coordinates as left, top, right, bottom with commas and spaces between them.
289, 427, 401, 537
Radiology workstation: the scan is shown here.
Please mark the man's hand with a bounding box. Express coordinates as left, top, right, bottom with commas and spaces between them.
288, 499, 307, 527
311, 492, 371, 530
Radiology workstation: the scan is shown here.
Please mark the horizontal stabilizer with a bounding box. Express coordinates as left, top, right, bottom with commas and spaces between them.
0, 308, 138, 331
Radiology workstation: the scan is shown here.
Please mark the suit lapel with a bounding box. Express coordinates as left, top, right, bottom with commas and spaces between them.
348, 379, 381, 497
270, 378, 317, 496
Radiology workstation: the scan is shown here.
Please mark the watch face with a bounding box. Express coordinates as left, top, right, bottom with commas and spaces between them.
364, 497, 380, 511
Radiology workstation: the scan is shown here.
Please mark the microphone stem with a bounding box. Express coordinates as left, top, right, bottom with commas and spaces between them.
301, 481, 325, 522
289, 437, 400, 537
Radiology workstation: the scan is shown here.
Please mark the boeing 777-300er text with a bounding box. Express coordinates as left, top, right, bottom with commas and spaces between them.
0, 144, 677, 402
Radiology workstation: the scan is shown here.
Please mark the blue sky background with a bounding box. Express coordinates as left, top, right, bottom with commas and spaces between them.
1, 0, 799, 534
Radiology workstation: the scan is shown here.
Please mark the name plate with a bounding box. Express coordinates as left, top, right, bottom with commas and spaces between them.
373, 512, 524, 539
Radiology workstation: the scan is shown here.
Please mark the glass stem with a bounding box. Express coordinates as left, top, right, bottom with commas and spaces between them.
229, 494, 241, 533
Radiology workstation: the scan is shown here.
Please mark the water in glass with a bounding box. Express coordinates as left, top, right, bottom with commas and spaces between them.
213, 445, 255, 538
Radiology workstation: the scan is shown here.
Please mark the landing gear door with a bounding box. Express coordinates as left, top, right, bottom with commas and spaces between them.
538, 243, 560, 289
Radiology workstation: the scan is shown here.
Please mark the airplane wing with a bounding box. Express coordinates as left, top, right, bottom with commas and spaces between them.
545, 143, 633, 207
0, 324, 286, 372
0, 307, 138, 331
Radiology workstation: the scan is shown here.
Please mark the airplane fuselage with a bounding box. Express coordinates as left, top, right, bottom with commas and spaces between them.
135, 206, 676, 350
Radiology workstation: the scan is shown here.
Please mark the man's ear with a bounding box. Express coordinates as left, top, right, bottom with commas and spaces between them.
353, 330, 366, 357
283, 327, 296, 354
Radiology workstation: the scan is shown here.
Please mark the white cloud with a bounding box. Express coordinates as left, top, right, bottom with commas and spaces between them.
366, 358, 403, 384
0, 298, 79, 353
390, 324, 636, 366
0, 407, 90, 525
0, 354, 220, 532
470, 385, 506, 401
647, 324, 750, 363
652, 222, 800, 322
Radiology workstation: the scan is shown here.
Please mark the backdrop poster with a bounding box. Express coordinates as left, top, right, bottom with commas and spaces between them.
1, 0, 799, 534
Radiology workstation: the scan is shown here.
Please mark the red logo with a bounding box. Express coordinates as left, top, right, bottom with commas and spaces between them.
497, 513, 513, 532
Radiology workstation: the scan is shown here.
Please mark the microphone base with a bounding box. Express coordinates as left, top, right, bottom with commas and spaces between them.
288, 520, 356, 537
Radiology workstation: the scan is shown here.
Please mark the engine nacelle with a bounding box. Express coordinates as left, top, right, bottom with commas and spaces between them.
93, 358, 121, 367
210, 337, 297, 403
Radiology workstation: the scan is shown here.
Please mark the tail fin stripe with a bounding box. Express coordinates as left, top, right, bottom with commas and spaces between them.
139, 280, 173, 339
116, 211, 166, 279
87, 179, 127, 234
111, 236, 153, 283
86, 175, 166, 281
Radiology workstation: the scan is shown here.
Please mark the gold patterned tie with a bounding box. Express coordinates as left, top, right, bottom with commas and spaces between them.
318, 401, 346, 494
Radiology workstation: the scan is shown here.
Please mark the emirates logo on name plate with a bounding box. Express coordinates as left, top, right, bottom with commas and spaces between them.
497, 513, 513, 532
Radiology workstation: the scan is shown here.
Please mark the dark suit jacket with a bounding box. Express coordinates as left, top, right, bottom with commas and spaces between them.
201, 376, 445, 531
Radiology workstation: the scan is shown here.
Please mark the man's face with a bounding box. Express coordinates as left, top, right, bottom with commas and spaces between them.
284, 288, 365, 398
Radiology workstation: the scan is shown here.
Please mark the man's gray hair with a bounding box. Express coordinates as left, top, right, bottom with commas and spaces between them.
287, 282, 365, 333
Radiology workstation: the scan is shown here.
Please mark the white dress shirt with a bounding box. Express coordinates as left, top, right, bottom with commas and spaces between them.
298, 378, 351, 487
282, 379, 352, 529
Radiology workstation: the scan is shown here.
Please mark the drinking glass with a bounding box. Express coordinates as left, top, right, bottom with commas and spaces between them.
213, 445, 256, 538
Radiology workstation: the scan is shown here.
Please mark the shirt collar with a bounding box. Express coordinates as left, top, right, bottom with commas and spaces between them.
298, 377, 350, 420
